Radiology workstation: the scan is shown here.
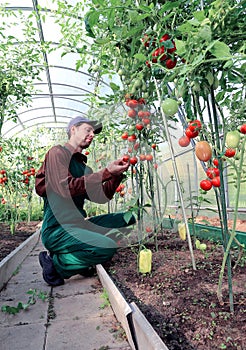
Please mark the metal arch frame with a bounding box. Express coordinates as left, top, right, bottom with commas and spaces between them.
3, 1, 112, 137
2, 115, 79, 137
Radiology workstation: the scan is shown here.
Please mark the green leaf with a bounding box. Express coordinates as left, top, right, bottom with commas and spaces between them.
209, 41, 231, 58
123, 211, 134, 224
134, 53, 147, 63
193, 10, 206, 22
159, 1, 180, 13
177, 22, 193, 33
109, 82, 120, 91
174, 39, 186, 56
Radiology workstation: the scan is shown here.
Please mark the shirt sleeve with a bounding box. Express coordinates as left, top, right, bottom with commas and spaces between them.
36, 145, 123, 204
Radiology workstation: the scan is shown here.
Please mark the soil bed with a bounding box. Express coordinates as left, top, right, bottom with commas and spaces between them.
109, 230, 246, 350
0, 220, 245, 350
0, 221, 40, 262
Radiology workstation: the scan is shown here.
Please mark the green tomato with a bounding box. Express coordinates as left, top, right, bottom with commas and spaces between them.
117, 69, 124, 76
225, 130, 241, 148
161, 98, 179, 116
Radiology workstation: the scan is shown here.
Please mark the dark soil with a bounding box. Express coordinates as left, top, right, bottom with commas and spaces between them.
109, 231, 246, 350
0, 221, 40, 261
1, 220, 245, 350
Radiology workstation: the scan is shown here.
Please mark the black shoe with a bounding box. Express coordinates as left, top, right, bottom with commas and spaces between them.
80, 266, 97, 278
39, 251, 64, 287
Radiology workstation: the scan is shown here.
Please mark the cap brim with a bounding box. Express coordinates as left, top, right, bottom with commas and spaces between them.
89, 121, 102, 134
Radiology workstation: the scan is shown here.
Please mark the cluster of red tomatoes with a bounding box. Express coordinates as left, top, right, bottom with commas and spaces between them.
199, 124, 246, 192
116, 183, 126, 197
121, 97, 157, 167
0, 169, 8, 185
1, 197, 6, 205
22, 167, 36, 184
142, 33, 177, 70
178, 119, 202, 147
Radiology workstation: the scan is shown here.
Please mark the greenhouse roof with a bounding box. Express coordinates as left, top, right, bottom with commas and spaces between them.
1, 0, 115, 138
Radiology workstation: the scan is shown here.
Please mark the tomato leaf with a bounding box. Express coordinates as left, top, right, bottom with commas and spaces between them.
109, 82, 120, 91
134, 53, 147, 63
159, 1, 180, 14
209, 41, 231, 58
193, 10, 206, 22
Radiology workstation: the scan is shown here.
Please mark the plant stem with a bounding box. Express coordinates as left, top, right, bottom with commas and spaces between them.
210, 87, 234, 312
154, 78, 196, 270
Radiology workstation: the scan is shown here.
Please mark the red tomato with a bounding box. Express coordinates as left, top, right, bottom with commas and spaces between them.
154, 163, 158, 169
0, 146, 2, 152
213, 158, 219, 167
134, 142, 140, 150
139, 154, 146, 161
167, 41, 176, 53
178, 135, 190, 147
165, 58, 177, 69
142, 118, 151, 125
128, 134, 137, 142
159, 33, 170, 42
121, 132, 128, 140
128, 100, 139, 109
145, 154, 153, 161
240, 124, 246, 134
128, 109, 137, 118
185, 128, 199, 139
138, 110, 146, 118
122, 155, 130, 162
200, 179, 212, 191
143, 111, 151, 117
135, 123, 144, 131
0, 169, 6, 175
130, 156, 138, 165
206, 167, 219, 179
225, 148, 236, 158
195, 141, 212, 162
84, 151, 90, 155
141, 34, 150, 47
151, 144, 157, 149
152, 47, 167, 62
146, 60, 151, 68
188, 119, 202, 132
212, 176, 220, 187
138, 98, 146, 105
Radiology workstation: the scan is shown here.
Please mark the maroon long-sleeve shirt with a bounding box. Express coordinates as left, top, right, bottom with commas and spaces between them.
35, 143, 123, 204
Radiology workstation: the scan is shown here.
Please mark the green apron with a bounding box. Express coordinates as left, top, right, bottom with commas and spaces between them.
41, 148, 135, 279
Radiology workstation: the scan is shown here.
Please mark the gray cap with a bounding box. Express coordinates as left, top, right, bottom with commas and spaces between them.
66, 116, 102, 134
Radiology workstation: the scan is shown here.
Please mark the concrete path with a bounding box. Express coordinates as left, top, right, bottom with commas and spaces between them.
0, 240, 131, 350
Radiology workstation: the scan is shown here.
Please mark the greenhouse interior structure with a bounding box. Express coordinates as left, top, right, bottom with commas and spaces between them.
0, 1, 245, 350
